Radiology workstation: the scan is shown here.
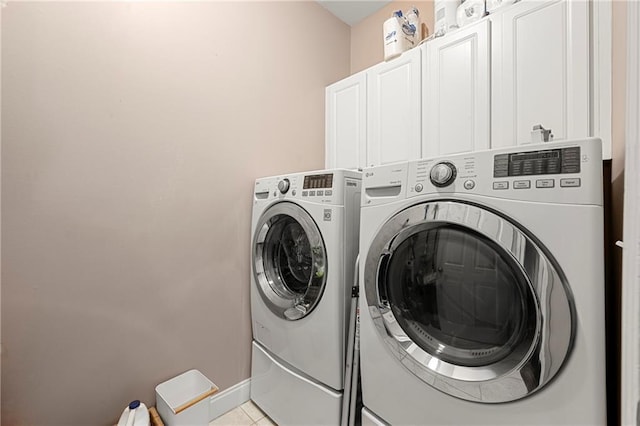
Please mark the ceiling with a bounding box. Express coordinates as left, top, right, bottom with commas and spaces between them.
316, 1, 393, 26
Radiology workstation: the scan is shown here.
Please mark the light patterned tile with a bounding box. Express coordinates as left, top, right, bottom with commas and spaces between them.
254, 415, 276, 426
240, 401, 266, 422
210, 407, 254, 426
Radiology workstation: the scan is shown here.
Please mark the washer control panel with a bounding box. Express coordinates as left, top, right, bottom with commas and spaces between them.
255, 171, 361, 206
401, 138, 602, 205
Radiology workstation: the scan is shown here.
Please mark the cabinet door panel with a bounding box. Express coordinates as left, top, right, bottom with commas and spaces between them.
325, 73, 367, 169
367, 47, 422, 166
492, 0, 589, 148
424, 20, 491, 157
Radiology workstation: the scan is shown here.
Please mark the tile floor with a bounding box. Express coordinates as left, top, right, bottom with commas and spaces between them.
210, 401, 276, 426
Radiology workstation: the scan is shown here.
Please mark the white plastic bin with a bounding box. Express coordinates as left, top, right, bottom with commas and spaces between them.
155, 369, 218, 426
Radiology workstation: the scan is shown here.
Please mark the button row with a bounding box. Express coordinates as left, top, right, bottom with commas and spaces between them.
463, 180, 475, 190
413, 180, 476, 192
302, 190, 333, 197
493, 178, 581, 190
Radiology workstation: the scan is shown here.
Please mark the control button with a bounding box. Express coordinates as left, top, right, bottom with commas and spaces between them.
278, 178, 290, 194
493, 181, 509, 190
325, 190, 333, 196
309, 190, 316, 196
536, 179, 555, 188
514, 180, 531, 189
560, 178, 581, 188
430, 162, 457, 187
317, 190, 324, 196
415, 183, 424, 192
302, 191, 308, 197
463, 180, 475, 190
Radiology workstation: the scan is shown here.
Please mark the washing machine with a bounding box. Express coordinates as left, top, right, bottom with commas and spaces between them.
250, 169, 361, 425
358, 138, 606, 424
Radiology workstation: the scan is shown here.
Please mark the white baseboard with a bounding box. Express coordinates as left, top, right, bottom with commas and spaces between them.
209, 378, 251, 421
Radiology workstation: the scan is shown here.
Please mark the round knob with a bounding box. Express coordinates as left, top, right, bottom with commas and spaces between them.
414, 183, 424, 193
278, 178, 290, 194
430, 162, 457, 187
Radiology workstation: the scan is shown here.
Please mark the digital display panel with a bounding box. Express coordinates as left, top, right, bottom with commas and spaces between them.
494, 147, 580, 178
303, 173, 334, 189
510, 151, 560, 162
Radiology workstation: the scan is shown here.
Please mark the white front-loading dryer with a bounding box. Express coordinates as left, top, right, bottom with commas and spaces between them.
250, 169, 361, 425
359, 139, 606, 424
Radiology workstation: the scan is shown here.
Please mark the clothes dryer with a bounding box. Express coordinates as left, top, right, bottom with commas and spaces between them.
250, 169, 361, 425
359, 139, 606, 424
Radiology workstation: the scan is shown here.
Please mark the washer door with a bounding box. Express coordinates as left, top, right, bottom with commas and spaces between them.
364, 201, 574, 403
253, 202, 327, 321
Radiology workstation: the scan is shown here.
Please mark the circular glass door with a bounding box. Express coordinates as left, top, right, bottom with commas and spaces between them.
253, 202, 327, 321
364, 200, 574, 403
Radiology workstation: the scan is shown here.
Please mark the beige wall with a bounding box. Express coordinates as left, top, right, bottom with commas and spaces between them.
1, 2, 349, 424
350, 1, 434, 73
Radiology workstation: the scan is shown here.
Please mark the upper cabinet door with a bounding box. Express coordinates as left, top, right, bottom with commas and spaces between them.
325, 72, 367, 170
423, 20, 491, 158
366, 47, 422, 167
491, 0, 589, 148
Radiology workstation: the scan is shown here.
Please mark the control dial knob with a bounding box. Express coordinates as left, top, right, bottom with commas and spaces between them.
430, 162, 457, 187
278, 178, 291, 194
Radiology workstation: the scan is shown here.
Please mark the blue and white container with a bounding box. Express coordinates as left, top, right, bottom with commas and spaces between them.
406, 7, 421, 44
117, 400, 150, 426
383, 10, 407, 61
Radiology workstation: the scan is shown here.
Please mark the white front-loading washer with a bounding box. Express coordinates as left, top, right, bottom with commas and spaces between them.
358, 138, 606, 424
250, 169, 361, 425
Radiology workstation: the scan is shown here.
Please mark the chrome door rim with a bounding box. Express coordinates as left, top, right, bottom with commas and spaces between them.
253, 202, 327, 321
364, 200, 575, 403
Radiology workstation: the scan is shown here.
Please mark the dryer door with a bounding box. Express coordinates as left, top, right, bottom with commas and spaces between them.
253, 202, 327, 321
364, 200, 574, 403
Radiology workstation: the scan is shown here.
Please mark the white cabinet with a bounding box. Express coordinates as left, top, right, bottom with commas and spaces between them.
366, 46, 422, 166
423, 19, 491, 158
490, 0, 590, 148
325, 0, 609, 165
325, 46, 422, 169
325, 72, 367, 170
